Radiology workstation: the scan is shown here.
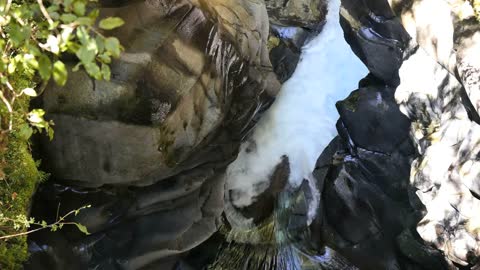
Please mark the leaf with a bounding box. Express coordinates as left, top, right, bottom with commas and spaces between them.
47, 126, 54, 140
60, 13, 77, 23
101, 63, 111, 80
73, 1, 86, 16
27, 109, 46, 124
9, 23, 30, 47
84, 62, 101, 79
45, 35, 60, 54
88, 9, 99, 20
76, 16, 93, 26
53, 61, 68, 86
76, 46, 96, 64
38, 55, 52, 80
72, 62, 82, 72
98, 17, 125, 30
76, 26, 89, 45
7, 60, 16, 74
22, 88, 37, 97
95, 36, 105, 53
104, 37, 121, 58
74, 223, 90, 235
17, 123, 33, 140
98, 53, 111, 64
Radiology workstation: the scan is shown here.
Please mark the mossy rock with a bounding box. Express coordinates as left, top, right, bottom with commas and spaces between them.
0, 98, 46, 269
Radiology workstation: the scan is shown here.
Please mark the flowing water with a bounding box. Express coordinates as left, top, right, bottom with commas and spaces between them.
225, 0, 369, 223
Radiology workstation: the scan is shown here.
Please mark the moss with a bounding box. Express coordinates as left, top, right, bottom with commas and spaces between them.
267, 36, 281, 51
0, 92, 46, 269
341, 90, 360, 112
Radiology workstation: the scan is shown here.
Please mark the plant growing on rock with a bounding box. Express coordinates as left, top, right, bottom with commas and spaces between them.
0, 0, 124, 268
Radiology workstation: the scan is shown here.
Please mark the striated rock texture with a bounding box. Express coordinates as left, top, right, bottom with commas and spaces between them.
28, 0, 279, 269
40, 0, 279, 187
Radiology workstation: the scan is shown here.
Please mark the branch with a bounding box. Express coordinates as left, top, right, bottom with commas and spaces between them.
0, 206, 90, 241
36, 0, 54, 26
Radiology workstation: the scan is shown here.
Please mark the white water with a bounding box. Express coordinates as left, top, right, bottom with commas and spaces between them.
225, 0, 368, 220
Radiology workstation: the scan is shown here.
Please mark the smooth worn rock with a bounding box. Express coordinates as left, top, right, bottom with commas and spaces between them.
29, 0, 279, 269
40, 0, 279, 186
28, 168, 224, 269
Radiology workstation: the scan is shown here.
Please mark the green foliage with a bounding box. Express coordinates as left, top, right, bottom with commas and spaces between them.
0, 0, 124, 134
0, 0, 125, 268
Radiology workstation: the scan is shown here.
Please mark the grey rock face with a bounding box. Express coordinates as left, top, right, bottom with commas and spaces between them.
40, 0, 279, 187
29, 0, 279, 269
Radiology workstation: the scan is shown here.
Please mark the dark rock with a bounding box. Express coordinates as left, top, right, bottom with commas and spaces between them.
266, 0, 326, 82
268, 25, 316, 83
336, 85, 411, 154
340, 0, 411, 86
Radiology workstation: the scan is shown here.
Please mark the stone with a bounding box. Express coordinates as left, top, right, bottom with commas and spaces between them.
29, 0, 279, 268
266, 0, 327, 82
265, 0, 326, 28
40, 0, 279, 186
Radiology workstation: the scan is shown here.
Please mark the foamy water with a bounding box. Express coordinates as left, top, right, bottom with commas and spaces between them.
225, 0, 368, 226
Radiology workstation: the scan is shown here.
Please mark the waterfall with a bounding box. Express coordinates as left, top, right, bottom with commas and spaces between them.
225, 0, 368, 225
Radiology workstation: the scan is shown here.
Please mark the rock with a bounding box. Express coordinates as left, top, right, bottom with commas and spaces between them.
265, 0, 326, 28
336, 85, 411, 154
340, 0, 480, 267
390, 0, 480, 120
28, 168, 224, 269
29, 0, 279, 268
268, 25, 314, 83
307, 79, 447, 269
396, 44, 480, 267
340, 0, 411, 86
266, 0, 327, 82
40, 0, 279, 186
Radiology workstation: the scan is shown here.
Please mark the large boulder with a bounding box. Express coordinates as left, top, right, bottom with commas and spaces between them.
28, 0, 279, 269
40, 0, 279, 187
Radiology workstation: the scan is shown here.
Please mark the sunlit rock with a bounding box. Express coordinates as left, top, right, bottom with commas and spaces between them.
395, 41, 480, 266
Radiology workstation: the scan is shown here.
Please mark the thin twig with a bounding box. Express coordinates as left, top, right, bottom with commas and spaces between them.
4, 0, 12, 13
0, 89, 13, 131
36, 0, 54, 26
0, 207, 87, 240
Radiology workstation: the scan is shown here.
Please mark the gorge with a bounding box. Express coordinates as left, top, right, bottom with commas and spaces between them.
22, 0, 480, 269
